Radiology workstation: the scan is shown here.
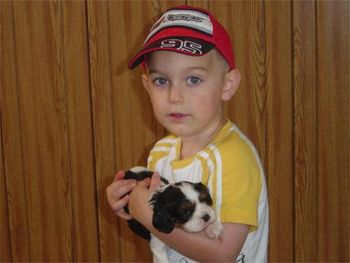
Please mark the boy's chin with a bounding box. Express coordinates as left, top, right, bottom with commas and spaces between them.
163, 123, 191, 137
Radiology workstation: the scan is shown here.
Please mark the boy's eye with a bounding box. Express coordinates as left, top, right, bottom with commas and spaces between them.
153, 78, 168, 86
187, 76, 202, 85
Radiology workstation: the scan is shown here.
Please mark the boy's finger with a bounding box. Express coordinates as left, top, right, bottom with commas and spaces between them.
116, 210, 133, 220
114, 195, 133, 220
138, 178, 151, 187
149, 172, 161, 192
114, 170, 125, 182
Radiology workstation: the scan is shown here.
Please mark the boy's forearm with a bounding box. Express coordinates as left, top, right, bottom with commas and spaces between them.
155, 227, 237, 262
138, 206, 247, 262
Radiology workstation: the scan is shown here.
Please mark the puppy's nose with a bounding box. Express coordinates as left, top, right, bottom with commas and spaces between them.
202, 213, 210, 222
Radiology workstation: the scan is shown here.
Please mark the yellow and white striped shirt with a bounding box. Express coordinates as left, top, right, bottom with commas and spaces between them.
147, 120, 269, 262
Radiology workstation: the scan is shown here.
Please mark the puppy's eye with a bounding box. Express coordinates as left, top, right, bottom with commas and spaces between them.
179, 201, 195, 219
184, 209, 192, 216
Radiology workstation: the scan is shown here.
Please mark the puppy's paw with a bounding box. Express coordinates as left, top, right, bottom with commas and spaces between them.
205, 221, 224, 239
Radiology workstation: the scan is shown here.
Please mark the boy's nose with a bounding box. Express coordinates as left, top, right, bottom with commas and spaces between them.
168, 87, 183, 104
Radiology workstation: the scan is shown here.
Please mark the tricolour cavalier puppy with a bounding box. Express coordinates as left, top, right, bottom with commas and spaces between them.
124, 167, 223, 263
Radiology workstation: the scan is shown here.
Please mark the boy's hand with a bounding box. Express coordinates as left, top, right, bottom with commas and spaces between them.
106, 170, 136, 220
128, 172, 161, 223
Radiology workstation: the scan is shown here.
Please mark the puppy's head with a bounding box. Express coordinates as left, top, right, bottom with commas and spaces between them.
150, 181, 215, 234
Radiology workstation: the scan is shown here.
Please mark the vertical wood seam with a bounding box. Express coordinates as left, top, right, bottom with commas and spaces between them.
84, 1, 101, 261
314, 1, 322, 258
313, 1, 320, 257
291, 1, 296, 262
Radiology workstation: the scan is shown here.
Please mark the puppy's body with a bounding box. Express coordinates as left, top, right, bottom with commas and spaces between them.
124, 167, 223, 263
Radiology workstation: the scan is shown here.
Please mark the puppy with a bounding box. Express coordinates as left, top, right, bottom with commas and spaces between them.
123, 167, 169, 241
124, 167, 223, 263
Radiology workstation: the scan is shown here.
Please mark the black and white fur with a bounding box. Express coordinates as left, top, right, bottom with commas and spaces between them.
124, 166, 223, 263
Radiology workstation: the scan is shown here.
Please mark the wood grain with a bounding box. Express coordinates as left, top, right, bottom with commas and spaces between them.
316, 1, 349, 261
62, 1, 99, 261
293, 1, 318, 261
263, 2, 294, 260
86, 1, 120, 261
0, 2, 10, 260
0, 1, 31, 260
1, 1, 99, 261
9, 1, 72, 260
0, 104, 12, 262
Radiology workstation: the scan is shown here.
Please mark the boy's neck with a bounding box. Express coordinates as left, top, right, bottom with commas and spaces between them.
179, 117, 227, 160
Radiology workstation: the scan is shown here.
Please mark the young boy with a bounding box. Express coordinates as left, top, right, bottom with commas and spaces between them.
106, 5, 269, 262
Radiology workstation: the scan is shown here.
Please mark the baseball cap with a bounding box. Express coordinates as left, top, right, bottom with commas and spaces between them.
128, 5, 235, 70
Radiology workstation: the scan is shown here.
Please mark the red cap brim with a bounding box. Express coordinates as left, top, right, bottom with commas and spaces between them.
128, 34, 215, 69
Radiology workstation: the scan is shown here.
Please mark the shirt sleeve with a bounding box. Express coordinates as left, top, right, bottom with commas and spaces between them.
219, 136, 262, 232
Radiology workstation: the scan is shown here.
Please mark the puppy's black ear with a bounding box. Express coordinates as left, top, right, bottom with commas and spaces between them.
150, 191, 175, 233
152, 209, 175, 233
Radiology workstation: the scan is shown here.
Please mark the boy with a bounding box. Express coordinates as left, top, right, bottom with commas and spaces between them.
106, 5, 269, 262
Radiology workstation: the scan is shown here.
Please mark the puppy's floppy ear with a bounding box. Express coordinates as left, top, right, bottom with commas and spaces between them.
150, 191, 175, 233
152, 208, 175, 233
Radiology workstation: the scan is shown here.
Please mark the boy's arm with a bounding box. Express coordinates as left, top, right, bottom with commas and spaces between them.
129, 177, 249, 262
153, 222, 248, 262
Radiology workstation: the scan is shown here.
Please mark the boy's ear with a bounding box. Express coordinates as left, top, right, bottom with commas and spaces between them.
142, 73, 150, 93
221, 69, 241, 101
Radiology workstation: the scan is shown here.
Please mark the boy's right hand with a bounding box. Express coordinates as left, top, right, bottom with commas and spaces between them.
106, 170, 137, 220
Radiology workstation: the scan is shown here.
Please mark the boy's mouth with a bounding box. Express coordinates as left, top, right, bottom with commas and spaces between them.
168, 113, 189, 120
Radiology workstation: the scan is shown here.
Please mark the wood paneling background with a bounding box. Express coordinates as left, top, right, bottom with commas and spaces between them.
0, 1, 348, 262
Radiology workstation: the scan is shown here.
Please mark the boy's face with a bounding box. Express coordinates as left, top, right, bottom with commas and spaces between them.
142, 50, 240, 139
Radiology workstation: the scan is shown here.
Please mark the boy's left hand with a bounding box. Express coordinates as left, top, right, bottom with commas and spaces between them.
128, 172, 161, 223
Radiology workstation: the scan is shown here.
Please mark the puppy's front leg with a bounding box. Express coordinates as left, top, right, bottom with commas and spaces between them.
205, 217, 224, 239
150, 234, 170, 263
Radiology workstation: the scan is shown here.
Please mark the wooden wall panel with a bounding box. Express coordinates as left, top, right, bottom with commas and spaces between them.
87, 1, 120, 261
262, 2, 294, 261
4, 2, 72, 260
0, 2, 13, 261
293, 1, 318, 261
1, 1, 32, 260
16, 1, 75, 260
0, 1, 349, 262
1, 1, 98, 261
0, 116, 12, 262
62, 1, 99, 261
316, 1, 349, 261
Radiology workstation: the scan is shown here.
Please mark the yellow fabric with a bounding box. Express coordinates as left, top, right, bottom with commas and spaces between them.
147, 120, 262, 231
